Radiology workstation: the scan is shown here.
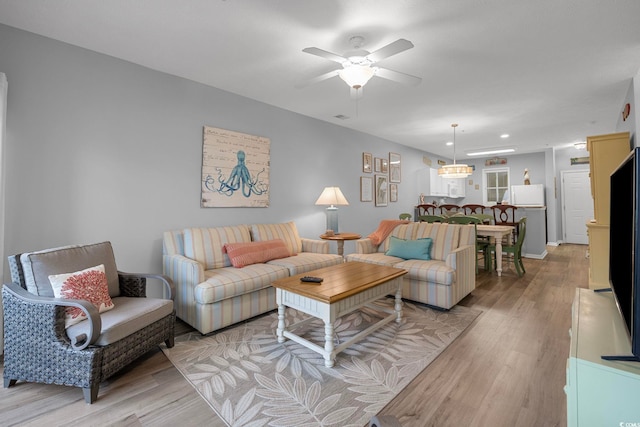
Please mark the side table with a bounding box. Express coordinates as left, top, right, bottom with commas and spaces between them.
319, 232, 361, 256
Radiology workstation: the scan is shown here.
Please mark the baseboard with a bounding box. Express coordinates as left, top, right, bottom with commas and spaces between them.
547, 241, 561, 247
523, 250, 548, 260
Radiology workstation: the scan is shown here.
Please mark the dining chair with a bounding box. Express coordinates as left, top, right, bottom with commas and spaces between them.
437, 204, 461, 217
469, 213, 494, 224
416, 204, 438, 216
491, 204, 519, 241
462, 204, 486, 215
418, 215, 446, 223
488, 217, 527, 276
446, 215, 490, 272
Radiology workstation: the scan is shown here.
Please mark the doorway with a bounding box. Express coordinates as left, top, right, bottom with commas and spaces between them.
561, 170, 593, 244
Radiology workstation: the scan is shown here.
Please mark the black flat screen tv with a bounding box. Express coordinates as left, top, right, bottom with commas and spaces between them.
607, 146, 640, 362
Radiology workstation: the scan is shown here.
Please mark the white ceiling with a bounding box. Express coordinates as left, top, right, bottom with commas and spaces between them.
1, 0, 640, 158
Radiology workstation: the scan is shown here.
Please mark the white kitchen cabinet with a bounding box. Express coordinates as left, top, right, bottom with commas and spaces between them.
445, 177, 466, 198
418, 168, 465, 198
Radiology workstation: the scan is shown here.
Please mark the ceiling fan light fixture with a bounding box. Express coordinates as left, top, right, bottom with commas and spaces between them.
338, 65, 375, 89
438, 123, 473, 179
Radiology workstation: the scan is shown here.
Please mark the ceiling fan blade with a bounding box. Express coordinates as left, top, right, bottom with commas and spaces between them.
375, 67, 422, 86
366, 39, 414, 63
295, 69, 340, 88
302, 47, 348, 64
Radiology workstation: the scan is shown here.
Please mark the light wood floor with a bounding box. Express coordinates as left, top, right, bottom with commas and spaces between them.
0, 244, 588, 427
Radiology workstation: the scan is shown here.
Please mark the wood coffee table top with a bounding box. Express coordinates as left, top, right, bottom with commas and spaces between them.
272, 261, 407, 304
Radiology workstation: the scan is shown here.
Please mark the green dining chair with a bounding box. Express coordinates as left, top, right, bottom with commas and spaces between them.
446, 215, 490, 273
418, 215, 446, 223
468, 213, 493, 224
488, 217, 527, 276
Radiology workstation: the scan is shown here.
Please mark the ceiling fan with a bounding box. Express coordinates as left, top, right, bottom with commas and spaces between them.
299, 36, 422, 98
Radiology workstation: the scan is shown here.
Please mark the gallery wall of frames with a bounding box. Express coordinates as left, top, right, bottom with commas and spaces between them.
361, 152, 401, 207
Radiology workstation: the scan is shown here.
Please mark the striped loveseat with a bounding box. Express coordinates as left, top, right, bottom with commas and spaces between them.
163, 222, 343, 334
345, 222, 476, 310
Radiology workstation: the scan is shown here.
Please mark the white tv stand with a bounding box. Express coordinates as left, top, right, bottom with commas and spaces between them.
565, 288, 640, 426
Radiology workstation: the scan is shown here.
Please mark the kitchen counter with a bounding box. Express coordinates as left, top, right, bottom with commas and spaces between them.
515, 206, 547, 259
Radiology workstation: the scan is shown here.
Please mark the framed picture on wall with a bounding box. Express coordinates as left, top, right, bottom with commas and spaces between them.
363, 152, 372, 173
360, 176, 373, 202
389, 184, 398, 202
201, 126, 270, 208
375, 174, 388, 207
381, 158, 389, 174
389, 152, 401, 183
374, 157, 382, 172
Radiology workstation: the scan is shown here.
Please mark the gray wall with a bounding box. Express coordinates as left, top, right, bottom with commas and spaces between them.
1, 23, 599, 278
0, 23, 441, 275
617, 74, 638, 148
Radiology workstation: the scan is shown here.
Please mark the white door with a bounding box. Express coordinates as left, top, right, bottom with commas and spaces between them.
562, 170, 593, 244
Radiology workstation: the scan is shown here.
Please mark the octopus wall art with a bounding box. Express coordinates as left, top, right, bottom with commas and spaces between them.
201, 126, 270, 207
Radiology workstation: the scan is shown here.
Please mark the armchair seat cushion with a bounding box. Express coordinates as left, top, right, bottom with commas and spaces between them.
393, 259, 454, 286
195, 264, 289, 304
66, 297, 174, 346
266, 252, 343, 276
345, 253, 403, 267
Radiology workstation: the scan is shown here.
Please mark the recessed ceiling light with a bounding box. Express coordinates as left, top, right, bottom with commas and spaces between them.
446, 141, 453, 146
500, 134, 510, 138
466, 147, 516, 156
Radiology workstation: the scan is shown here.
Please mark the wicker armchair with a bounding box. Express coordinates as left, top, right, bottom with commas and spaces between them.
2, 241, 175, 403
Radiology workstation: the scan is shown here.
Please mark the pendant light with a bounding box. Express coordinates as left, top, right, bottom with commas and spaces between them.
438, 123, 473, 178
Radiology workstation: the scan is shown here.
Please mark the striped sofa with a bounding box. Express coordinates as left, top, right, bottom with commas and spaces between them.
345, 222, 476, 310
163, 222, 343, 334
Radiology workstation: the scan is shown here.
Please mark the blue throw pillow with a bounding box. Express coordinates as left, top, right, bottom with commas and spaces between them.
385, 236, 432, 260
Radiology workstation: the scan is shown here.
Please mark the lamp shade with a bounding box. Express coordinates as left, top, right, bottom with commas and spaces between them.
438, 163, 474, 179
315, 187, 349, 207
338, 65, 375, 89
438, 123, 472, 179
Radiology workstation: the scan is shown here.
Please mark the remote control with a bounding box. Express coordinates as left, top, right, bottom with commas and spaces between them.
300, 276, 323, 283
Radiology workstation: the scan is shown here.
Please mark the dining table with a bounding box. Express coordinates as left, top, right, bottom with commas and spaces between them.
476, 224, 515, 276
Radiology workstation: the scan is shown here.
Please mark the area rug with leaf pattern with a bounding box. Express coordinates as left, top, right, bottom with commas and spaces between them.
162, 298, 480, 427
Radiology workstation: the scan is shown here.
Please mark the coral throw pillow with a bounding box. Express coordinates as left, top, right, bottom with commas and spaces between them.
49, 264, 115, 328
224, 239, 292, 268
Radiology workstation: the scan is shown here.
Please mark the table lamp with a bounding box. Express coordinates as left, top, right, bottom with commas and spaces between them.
315, 187, 349, 234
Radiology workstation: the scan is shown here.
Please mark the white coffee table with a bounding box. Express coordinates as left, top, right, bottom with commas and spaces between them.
272, 261, 407, 367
